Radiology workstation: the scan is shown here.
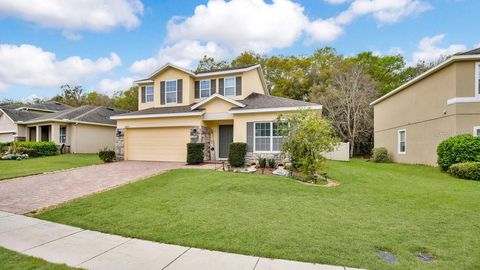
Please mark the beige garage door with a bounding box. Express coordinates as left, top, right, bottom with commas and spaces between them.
126, 127, 191, 162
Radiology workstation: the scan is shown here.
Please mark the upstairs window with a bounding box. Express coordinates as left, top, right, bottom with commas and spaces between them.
200, 80, 211, 98
224, 77, 236, 96
165, 80, 177, 104
141, 85, 154, 103
398, 129, 406, 154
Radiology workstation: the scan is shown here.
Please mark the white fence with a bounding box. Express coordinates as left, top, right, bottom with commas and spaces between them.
324, 142, 350, 161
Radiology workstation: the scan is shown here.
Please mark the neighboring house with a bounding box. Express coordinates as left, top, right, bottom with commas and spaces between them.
0, 101, 72, 142
112, 63, 322, 162
371, 48, 480, 165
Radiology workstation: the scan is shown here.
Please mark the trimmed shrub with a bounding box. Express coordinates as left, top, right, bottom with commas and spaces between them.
0, 142, 12, 153
16, 147, 38, 158
98, 148, 116, 163
448, 162, 480, 181
268, 158, 276, 168
187, 143, 204, 164
258, 157, 267, 168
16, 141, 57, 157
228, 143, 247, 167
437, 134, 480, 171
372, 147, 389, 163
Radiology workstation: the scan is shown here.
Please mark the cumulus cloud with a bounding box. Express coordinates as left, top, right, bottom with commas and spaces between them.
411, 34, 466, 64
0, 0, 143, 33
97, 77, 134, 95
0, 44, 121, 91
130, 40, 228, 75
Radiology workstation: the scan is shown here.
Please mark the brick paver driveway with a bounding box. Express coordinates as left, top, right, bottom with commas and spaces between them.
0, 161, 186, 214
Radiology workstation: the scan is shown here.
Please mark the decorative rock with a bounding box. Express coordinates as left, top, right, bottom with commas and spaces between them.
377, 251, 398, 263
272, 167, 289, 176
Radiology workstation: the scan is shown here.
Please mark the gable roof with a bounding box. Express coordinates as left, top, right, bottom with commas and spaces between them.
456, 47, 480, 56
195, 64, 257, 74
19, 101, 72, 112
0, 108, 41, 122
229, 93, 321, 113
22, 106, 126, 126
190, 94, 246, 110
111, 105, 204, 120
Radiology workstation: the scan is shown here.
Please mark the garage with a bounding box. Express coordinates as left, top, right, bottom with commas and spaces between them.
126, 127, 191, 162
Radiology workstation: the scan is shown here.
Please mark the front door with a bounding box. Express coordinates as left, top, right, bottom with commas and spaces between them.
218, 125, 233, 159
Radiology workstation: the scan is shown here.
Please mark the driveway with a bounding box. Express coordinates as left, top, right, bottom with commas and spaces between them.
0, 161, 186, 214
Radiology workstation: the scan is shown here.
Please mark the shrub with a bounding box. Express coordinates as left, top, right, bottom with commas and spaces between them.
98, 148, 116, 163
258, 157, 267, 168
448, 162, 480, 181
16, 141, 57, 157
268, 158, 276, 168
437, 134, 480, 171
187, 143, 204, 164
228, 143, 247, 167
0, 142, 12, 154
16, 147, 38, 158
372, 147, 389, 163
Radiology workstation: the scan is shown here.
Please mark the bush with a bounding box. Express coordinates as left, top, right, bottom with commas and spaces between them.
437, 134, 480, 171
372, 147, 389, 163
448, 162, 480, 181
16, 147, 38, 158
258, 157, 267, 168
16, 141, 57, 157
98, 148, 116, 163
0, 142, 12, 154
268, 158, 276, 168
187, 143, 204, 164
228, 143, 247, 167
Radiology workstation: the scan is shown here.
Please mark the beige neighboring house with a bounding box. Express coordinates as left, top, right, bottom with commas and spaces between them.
371, 48, 480, 166
112, 63, 323, 162
0, 102, 125, 153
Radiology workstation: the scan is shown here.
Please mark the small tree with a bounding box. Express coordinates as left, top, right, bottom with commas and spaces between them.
279, 110, 339, 181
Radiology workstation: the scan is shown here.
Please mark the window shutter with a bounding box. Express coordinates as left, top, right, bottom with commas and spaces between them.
160, 81, 165, 105
236, 76, 242, 96
177, 79, 183, 103
140, 86, 146, 103
246, 122, 254, 152
211, 79, 216, 94
219, 78, 224, 95
194, 81, 200, 99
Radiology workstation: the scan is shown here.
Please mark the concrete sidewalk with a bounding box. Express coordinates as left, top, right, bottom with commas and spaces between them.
0, 211, 362, 270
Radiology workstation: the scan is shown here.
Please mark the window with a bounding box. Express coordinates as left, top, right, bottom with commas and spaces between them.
200, 80, 211, 98
398, 129, 406, 154
165, 80, 177, 104
254, 122, 286, 152
59, 126, 67, 144
224, 77, 236, 96
476, 62, 480, 95
141, 85, 154, 103
474, 126, 480, 137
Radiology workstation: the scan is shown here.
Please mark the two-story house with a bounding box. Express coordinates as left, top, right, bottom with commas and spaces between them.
371, 48, 480, 165
111, 63, 322, 162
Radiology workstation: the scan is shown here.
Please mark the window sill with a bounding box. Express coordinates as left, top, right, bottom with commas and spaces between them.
447, 96, 480, 105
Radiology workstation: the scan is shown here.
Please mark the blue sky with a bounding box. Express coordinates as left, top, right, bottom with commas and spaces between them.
0, 0, 478, 101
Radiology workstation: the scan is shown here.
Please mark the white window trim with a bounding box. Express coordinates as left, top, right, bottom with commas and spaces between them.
253, 122, 282, 153
145, 85, 154, 103
224, 77, 236, 97
473, 126, 480, 137
199, 79, 211, 99
59, 126, 67, 144
476, 62, 480, 96
165, 80, 177, 104
398, 129, 406, 154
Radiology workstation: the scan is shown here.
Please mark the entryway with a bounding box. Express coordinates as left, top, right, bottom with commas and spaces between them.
218, 125, 233, 159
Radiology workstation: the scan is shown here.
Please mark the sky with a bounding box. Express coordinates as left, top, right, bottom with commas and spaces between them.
0, 0, 478, 101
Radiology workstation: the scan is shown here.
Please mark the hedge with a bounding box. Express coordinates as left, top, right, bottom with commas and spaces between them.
16, 141, 57, 157
372, 147, 390, 163
187, 143, 204, 164
437, 134, 480, 171
98, 148, 116, 163
228, 143, 247, 167
448, 162, 480, 181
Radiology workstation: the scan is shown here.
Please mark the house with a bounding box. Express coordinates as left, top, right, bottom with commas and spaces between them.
371, 48, 480, 165
111, 63, 322, 162
0, 102, 125, 153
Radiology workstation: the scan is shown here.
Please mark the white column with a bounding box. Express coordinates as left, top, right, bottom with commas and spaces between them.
35, 126, 41, 142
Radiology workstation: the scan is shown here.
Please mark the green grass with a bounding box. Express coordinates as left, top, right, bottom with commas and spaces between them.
0, 247, 75, 270
36, 160, 480, 270
0, 154, 102, 180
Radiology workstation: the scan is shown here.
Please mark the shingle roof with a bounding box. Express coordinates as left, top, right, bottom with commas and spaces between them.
456, 47, 480, 56
25, 101, 72, 112
0, 108, 41, 122
25, 106, 126, 125
195, 64, 258, 74
114, 104, 202, 117
233, 93, 320, 110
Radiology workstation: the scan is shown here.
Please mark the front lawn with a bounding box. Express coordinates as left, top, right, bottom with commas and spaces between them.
0, 247, 75, 270
0, 154, 102, 180
36, 160, 480, 270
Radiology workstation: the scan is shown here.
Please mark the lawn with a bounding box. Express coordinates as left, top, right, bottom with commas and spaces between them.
36, 160, 480, 270
0, 154, 102, 180
0, 247, 75, 270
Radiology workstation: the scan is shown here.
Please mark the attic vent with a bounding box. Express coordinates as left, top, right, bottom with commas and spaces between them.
106, 107, 114, 111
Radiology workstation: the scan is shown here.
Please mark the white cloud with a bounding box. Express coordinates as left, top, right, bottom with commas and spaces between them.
62, 30, 82, 41
305, 19, 344, 43
324, 0, 351, 4
97, 77, 134, 95
0, 0, 143, 32
0, 44, 121, 91
130, 40, 228, 75
412, 34, 466, 64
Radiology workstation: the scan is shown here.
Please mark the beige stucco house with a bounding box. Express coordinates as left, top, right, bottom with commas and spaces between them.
371, 48, 480, 166
112, 63, 322, 162
0, 102, 125, 153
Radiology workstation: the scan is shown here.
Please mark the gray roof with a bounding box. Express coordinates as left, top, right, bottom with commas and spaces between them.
115, 105, 202, 117
25, 106, 126, 125
456, 47, 480, 56
0, 108, 41, 122
25, 101, 72, 112
195, 64, 257, 74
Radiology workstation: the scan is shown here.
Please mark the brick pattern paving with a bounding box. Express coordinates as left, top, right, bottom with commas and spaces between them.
0, 161, 187, 214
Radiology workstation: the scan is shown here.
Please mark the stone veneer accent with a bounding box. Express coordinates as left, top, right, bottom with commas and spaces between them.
115, 128, 125, 161
190, 126, 212, 161
245, 152, 289, 166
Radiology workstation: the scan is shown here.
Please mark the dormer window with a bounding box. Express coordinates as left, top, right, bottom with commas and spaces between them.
200, 80, 211, 98
224, 77, 236, 96
141, 85, 154, 103
165, 80, 177, 104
